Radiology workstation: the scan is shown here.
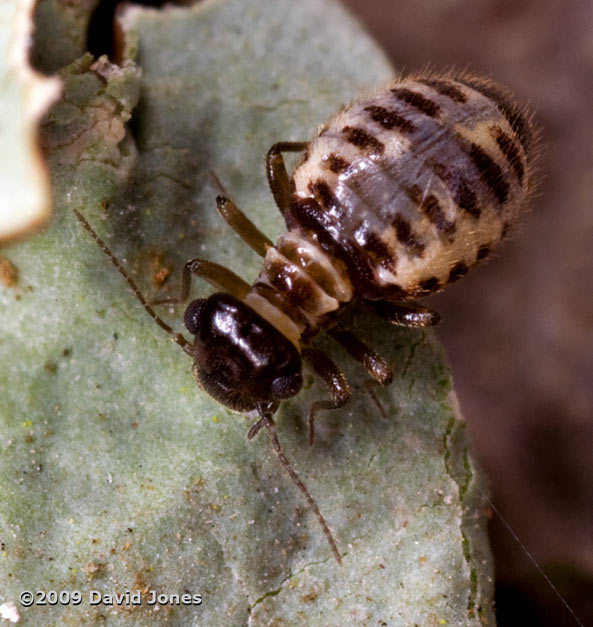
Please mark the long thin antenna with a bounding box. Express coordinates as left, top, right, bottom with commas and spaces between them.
254, 409, 342, 565
488, 497, 585, 627
73, 209, 193, 357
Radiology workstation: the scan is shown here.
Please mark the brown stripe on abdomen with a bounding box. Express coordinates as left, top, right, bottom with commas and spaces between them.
477, 244, 491, 261
342, 126, 385, 154
363, 105, 416, 133
393, 215, 425, 256
421, 195, 456, 240
309, 179, 340, 212
325, 153, 350, 174
416, 78, 468, 103
455, 76, 533, 152
490, 125, 525, 184
360, 230, 397, 272
448, 261, 469, 283
390, 87, 441, 118
468, 143, 510, 204
429, 161, 481, 219
408, 185, 456, 240
418, 276, 441, 292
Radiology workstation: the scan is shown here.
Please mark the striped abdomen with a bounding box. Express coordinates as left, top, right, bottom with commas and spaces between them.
286, 73, 535, 300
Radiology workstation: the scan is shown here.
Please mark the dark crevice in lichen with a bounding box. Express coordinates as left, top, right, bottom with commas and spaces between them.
88, 0, 192, 61
401, 332, 425, 393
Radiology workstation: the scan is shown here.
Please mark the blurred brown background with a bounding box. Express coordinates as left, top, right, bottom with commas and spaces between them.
340, 0, 593, 624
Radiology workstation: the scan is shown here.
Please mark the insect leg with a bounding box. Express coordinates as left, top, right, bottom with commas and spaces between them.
152, 258, 250, 305
74, 209, 194, 356
266, 142, 308, 216
302, 347, 351, 446
364, 299, 440, 327
326, 325, 393, 385
215, 195, 273, 257
326, 326, 392, 419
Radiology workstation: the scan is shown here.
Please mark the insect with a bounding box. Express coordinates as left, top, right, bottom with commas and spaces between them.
75, 71, 536, 566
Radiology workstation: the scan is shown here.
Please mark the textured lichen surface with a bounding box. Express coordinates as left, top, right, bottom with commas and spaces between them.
0, 0, 494, 624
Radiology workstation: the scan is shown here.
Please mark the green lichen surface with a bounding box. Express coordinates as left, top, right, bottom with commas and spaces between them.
30, 0, 100, 75
0, 0, 494, 624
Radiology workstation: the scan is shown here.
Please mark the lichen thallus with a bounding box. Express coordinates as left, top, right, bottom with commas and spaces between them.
75, 72, 537, 566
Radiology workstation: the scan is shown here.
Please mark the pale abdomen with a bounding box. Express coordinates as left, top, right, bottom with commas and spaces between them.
288, 74, 534, 300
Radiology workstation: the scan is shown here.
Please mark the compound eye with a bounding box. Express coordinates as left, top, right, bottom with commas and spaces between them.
184, 299, 206, 335
270, 372, 303, 400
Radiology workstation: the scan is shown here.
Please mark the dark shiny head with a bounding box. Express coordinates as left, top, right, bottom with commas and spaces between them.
185, 293, 303, 412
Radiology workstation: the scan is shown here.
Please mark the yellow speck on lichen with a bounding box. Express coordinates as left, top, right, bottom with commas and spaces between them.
193, 477, 205, 490
22, 420, 32, 427
0, 258, 18, 287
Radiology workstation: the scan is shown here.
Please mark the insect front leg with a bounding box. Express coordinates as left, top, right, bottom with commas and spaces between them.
364, 299, 441, 327
266, 142, 308, 216
152, 258, 250, 305
302, 347, 351, 446
210, 173, 274, 257
215, 195, 273, 257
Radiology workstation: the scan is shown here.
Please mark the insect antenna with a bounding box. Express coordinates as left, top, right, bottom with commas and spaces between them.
252, 403, 342, 565
73, 209, 193, 357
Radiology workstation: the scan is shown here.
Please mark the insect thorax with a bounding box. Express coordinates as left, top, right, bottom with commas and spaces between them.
244, 231, 353, 344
